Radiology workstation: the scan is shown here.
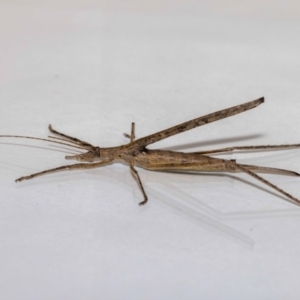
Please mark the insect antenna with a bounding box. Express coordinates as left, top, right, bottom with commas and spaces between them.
47, 135, 88, 146
48, 124, 94, 148
0, 135, 87, 150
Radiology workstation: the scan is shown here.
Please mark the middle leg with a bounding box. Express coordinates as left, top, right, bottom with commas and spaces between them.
129, 161, 148, 205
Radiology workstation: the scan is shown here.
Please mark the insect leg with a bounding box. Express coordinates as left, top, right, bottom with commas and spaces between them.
15, 159, 113, 182
238, 163, 299, 176
141, 160, 300, 176
139, 160, 300, 204
130, 122, 135, 142
124, 122, 136, 142
129, 161, 148, 205
231, 162, 300, 205
197, 144, 300, 155
133, 97, 264, 147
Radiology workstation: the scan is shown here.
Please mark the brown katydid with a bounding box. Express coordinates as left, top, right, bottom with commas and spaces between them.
1, 97, 300, 205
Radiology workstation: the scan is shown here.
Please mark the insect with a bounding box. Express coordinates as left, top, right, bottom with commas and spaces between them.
1, 97, 300, 205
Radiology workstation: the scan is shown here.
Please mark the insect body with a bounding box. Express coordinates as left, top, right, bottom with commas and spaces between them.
1, 97, 300, 205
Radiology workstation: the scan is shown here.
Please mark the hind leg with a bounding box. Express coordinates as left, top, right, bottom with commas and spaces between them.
139, 160, 300, 205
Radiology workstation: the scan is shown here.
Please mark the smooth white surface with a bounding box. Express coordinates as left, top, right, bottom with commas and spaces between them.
1, 2, 300, 300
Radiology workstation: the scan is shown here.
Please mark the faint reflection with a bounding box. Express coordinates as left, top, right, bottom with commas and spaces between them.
158, 133, 263, 151
105, 165, 300, 247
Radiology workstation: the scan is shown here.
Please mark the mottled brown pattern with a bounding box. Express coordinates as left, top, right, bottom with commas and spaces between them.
1, 97, 300, 206
132, 97, 264, 147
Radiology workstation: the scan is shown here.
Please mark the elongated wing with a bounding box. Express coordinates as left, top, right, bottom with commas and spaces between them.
133, 97, 264, 147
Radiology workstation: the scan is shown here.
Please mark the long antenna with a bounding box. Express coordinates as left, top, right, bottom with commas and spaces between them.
0, 135, 86, 150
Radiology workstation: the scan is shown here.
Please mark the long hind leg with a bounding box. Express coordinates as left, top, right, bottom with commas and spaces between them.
232, 162, 300, 205
48, 124, 94, 147
139, 160, 300, 205
142, 161, 299, 176
197, 144, 300, 155
238, 163, 300, 176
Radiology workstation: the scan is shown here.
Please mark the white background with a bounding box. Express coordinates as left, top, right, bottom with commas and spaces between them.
1, 1, 300, 299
